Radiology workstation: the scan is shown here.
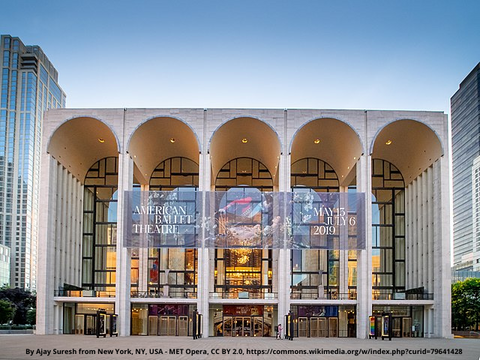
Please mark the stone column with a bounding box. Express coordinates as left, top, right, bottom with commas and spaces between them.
116, 152, 133, 336
36, 155, 57, 334
199, 149, 211, 338
277, 152, 289, 327
433, 157, 452, 338
356, 155, 372, 339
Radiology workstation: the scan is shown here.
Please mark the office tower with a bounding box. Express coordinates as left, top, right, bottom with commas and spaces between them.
0, 35, 66, 290
451, 63, 480, 270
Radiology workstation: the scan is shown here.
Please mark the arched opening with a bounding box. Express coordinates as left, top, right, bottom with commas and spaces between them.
128, 117, 200, 184
130, 156, 199, 337
289, 118, 362, 338
213, 157, 274, 338
209, 117, 281, 189
370, 119, 443, 184
47, 117, 119, 181
370, 119, 443, 338
290, 118, 363, 186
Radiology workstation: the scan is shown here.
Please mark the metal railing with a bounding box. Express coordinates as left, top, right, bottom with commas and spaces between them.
372, 290, 433, 300
290, 291, 357, 300
130, 290, 197, 299
54, 289, 116, 298
209, 292, 278, 300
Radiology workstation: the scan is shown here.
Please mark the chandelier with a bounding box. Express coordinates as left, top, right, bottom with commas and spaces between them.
232, 248, 251, 265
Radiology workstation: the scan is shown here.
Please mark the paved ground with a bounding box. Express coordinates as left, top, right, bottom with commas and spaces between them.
0, 335, 479, 360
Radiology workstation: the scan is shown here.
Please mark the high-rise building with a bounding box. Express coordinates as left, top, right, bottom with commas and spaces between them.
451, 63, 480, 270
0, 244, 10, 287
0, 35, 66, 290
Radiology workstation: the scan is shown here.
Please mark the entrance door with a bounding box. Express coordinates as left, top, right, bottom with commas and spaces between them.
159, 316, 177, 336
402, 318, 412, 337
233, 317, 252, 337
298, 317, 308, 337
74, 315, 84, 335
319, 318, 328, 337
178, 316, 188, 336
243, 317, 251, 337
310, 318, 318, 337
148, 316, 157, 335
253, 317, 263, 337
223, 317, 233, 336
392, 317, 402, 338
328, 318, 338, 337
234, 317, 243, 336
85, 315, 96, 335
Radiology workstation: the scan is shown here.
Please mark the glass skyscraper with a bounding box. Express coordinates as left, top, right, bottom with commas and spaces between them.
0, 35, 65, 290
451, 62, 480, 269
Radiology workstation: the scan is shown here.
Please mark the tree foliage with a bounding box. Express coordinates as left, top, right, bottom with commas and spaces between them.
0, 287, 36, 325
452, 278, 480, 331
0, 299, 15, 324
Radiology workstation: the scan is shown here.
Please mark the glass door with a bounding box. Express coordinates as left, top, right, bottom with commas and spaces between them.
159, 316, 168, 336
392, 317, 402, 338
148, 316, 157, 335
74, 315, 84, 335
328, 318, 338, 337
243, 317, 251, 337
167, 316, 176, 336
234, 317, 243, 336
85, 315, 96, 335
310, 317, 318, 337
159, 316, 177, 336
319, 318, 328, 337
298, 317, 308, 337
403, 318, 412, 337
253, 317, 263, 337
223, 317, 233, 336
178, 316, 188, 336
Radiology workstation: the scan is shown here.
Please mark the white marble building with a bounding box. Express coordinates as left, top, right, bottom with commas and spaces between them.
36, 108, 452, 338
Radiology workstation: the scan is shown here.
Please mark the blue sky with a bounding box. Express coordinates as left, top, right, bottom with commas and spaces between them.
1, 0, 479, 112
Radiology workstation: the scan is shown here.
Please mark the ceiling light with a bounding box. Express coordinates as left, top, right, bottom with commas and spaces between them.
242, 138, 248, 144
98, 138, 105, 143
170, 138, 175, 143
314, 139, 320, 144
385, 140, 392, 145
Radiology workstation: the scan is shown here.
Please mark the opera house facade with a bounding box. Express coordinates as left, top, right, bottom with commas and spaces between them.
36, 108, 451, 338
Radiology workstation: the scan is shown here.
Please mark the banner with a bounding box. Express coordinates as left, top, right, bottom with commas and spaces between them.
124, 190, 365, 250
125, 189, 201, 248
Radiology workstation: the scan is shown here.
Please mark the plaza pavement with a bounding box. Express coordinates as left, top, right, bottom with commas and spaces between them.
0, 335, 479, 360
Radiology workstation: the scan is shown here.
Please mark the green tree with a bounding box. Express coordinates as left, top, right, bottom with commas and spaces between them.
452, 278, 480, 331
0, 299, 15, 324
26, 308, 36, 325
0, 287, 35, 325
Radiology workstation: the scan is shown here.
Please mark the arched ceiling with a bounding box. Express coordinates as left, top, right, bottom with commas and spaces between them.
47, 117, 119, 181
128, 117, 200, 184
371, 120, 444, 184
290, 118, 363, 186
209, 117, 281, 183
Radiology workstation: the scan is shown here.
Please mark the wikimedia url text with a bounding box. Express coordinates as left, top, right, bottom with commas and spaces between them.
25, 347, 464, 357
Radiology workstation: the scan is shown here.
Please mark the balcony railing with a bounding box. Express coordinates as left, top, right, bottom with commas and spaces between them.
290, 291, 357, 300
54, 290, 116, 298
130, 290, 197, 299
210, 292, 278, 300
372, 290, 434, 300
